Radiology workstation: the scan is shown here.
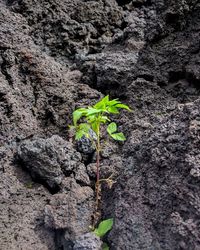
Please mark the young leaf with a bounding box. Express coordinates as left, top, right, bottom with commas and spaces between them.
107, 122, 117, 135
75, 130, 86, 140
110, 132, 126, 141
115, 103, 131, 111
72, 108, 88, 125
107, 106, 119, 114
93, 218, 114, 238
108, 99, 120, 106
91, 122, 98, 134
79, 123, 91, 133
86, 115, 96, 123
100, 116, 110, 124
73, 110, 83, 126
86, 107, 103, 116
94, 95, 109, 109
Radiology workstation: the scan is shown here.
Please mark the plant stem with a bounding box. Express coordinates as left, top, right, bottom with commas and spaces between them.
96, 148, 100, 211
95, 122, 101, 213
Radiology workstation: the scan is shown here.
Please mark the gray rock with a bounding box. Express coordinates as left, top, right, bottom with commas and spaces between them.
60, 177, 81, 193
100, 142, 118, 159
87, 163, 115, 180
108, 98, 200, 250
0, 145, 55, 250
77, 130, 97, 154
73, 233, 102, 250
86, 163, 97, 179
75, 164, 91, 186
45, 186, 94, 237
18, 135, 81, 189
1, 0, 200, 249
10, 0, 124, 59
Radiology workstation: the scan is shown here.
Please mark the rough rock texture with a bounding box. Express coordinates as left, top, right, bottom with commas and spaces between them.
1, 0, 200, 249
9, 0, 124, 60
18, 135, 82, 189
106, 98, 200, 250
73, 233, 102, 250
0, 144, 55, 249
44, 187, 94, 234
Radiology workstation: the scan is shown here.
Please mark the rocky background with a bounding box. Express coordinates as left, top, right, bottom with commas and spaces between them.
0, 0, 200, 249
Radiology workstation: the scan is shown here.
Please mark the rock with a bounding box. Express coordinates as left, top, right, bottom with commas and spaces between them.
18, 135, 81, 189
77, 130, 96, 154
73, 233, 102, 250
100, 141, 118, 159
44, 193, 76, 230
44, 187, 94, 237
0, 0, 200, 249
107, 98, 200, 249
75, 164, 91, 186
87, 163, 115, 180
61, 177, 81, 193
86, 163, 97, 179
10, 0, 124, 59
0, 145, 55, 250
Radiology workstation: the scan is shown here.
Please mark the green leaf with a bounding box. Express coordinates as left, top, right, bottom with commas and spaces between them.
107, 106, 119, 114
86, 107, 103, 116
91, 122, 98, 134
72, 108, 88, 126
108, 99, 120, 106
93, 218, 114, 238
73, 110, 83, 126
87, 115, 96, 123
100, 116, 110, 123
115, 103, 131, 111
102, 243, 109, 250
94, 95, 109, 109
75, 130, 86, 140
107, 122, 117, 135
79, 123, 91, 133
110, 132, 126, 141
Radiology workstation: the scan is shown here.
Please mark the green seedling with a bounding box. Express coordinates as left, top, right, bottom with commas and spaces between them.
70, 95, 131, 222
93, 218, 114, 237
93, 218, 114, 250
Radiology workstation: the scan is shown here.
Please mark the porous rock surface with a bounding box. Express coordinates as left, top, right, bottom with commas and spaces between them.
0, 0, 200, 249
18, 135, 82, 189
73, 233, 102, 250
44, 187, 94, 234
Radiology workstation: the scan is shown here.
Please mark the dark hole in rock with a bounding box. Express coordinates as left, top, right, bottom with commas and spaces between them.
137, 74, 154, 82
55, 229, 70, 250
157, 81, 167, 88
116, 0, 152, 7
115, 0, 132, 6
83, 152, 95, 166
6, 0, 17, 6
0, 93, 6, 102
97, 82, 128, 101
120, 20, 128, 30
168, 71, 200, 90
168, 71, 186, 83
186, 72, 200, 90
166, 13, 179, 25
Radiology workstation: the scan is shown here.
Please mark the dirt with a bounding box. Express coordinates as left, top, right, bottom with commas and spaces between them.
0, 0, 200, 249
